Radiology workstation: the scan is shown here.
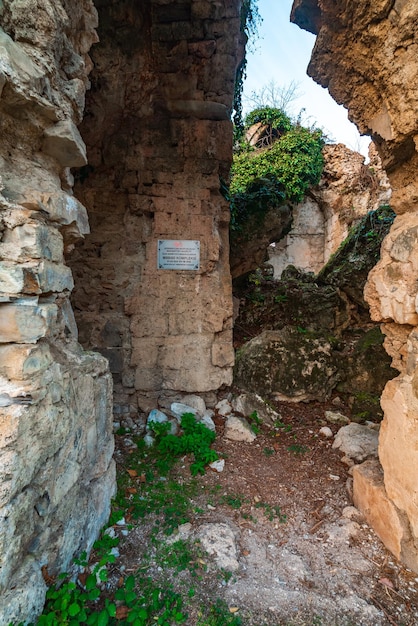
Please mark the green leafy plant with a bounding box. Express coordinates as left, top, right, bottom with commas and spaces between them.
33, 536, 119, 626
157, 413, 218, 476
228, 110, 324, 235
254, 501, 287, 523
197, 599, 242, 626
230, 125, 324, 202
287, 443, 309, 456
274, 293, 288, 303
148, 420, 172, 440
159, 539, 203, 576
221, 494, 246, 509
247, 410, 262, 434
263, 447, 274, 457
273, 420, 292, 433
245, 106, 292, 134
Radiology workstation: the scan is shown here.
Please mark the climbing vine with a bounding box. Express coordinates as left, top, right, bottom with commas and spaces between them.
233, 0, 261, 133
228, 106, 325, 233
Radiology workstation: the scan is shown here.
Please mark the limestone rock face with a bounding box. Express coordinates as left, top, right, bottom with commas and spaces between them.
0, 0, 115, 622
365, 212, 418, 326
291, 0, 418, 572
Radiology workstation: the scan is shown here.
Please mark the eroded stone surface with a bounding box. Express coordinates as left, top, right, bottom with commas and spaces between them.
291, 0, 418, 573
0, 1, 115, 622
234, 328, 340, 403
269, 143, 391, 278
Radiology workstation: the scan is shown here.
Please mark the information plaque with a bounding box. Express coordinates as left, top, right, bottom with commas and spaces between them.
158, 240, 200, 270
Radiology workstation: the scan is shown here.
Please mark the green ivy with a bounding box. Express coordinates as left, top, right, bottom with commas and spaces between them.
244, 107, 292, 133
228, 113, 324, 234
230, 125, 324, 202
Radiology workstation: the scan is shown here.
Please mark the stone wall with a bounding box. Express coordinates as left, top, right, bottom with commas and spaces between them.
269, 143, 391, 278
0, 1, 115, 623
291, 0, 418, 572
69, 0, 242, 416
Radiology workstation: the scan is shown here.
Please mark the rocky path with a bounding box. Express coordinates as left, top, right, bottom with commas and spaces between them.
110, 394, 418, 626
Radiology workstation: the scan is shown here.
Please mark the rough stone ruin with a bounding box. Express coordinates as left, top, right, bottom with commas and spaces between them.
0, 1, 115, 622
68, 0, 241, 418
291, 0, 418, 575
269, 143, 392, 277
1, 0, 418, 622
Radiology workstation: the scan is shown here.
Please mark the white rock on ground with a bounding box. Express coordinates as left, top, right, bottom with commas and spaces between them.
232, 392, 280, 425
319, 426, 333, 438
215, 398, 233, 416
325, 410, 350, 424
224, 415, 256, 442
200, 411, 216, 431
209, 459, 225, 472
332, 423, 379, 462
170, 402, 198, 421
147, 409, 169, 425
196, 523, 239, 571
181, 395, 206, 415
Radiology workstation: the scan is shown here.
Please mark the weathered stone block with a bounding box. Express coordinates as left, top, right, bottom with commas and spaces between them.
211, 341, 235, 368
1, 223, 64, 263
0, 343, 53, 381
130, 338, 160, 368
134, 367, 163, 392
37, 260, 74, 293
0, 262, 30, 293
353, 460, 405, 561
42, 120, 87, 168
0, 302, 57, 344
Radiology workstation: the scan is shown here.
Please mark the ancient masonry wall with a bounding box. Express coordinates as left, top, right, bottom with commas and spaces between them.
292, 0, 418, 572
0, 1, 115, 623
69, 0, 242, 417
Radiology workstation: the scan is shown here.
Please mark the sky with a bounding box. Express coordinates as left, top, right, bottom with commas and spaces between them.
242, 0, 371, 157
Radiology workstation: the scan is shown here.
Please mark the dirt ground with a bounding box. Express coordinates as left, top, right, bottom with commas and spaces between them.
108, 396, 418, 626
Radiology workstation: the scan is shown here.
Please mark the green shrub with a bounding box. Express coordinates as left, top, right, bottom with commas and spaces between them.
228, 109, 324, 234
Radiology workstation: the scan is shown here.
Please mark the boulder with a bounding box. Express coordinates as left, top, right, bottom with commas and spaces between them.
332, 423, 379, 462
224, 415, 256, 442
234, 328, 340, 402
232, 392, 280, 425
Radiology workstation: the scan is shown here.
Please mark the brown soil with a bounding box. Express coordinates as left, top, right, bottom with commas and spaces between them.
109, 398, 418, 626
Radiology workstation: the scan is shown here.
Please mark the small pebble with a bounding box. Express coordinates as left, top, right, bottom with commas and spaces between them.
319, 426, 333, 438
209, 459, 225, 472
